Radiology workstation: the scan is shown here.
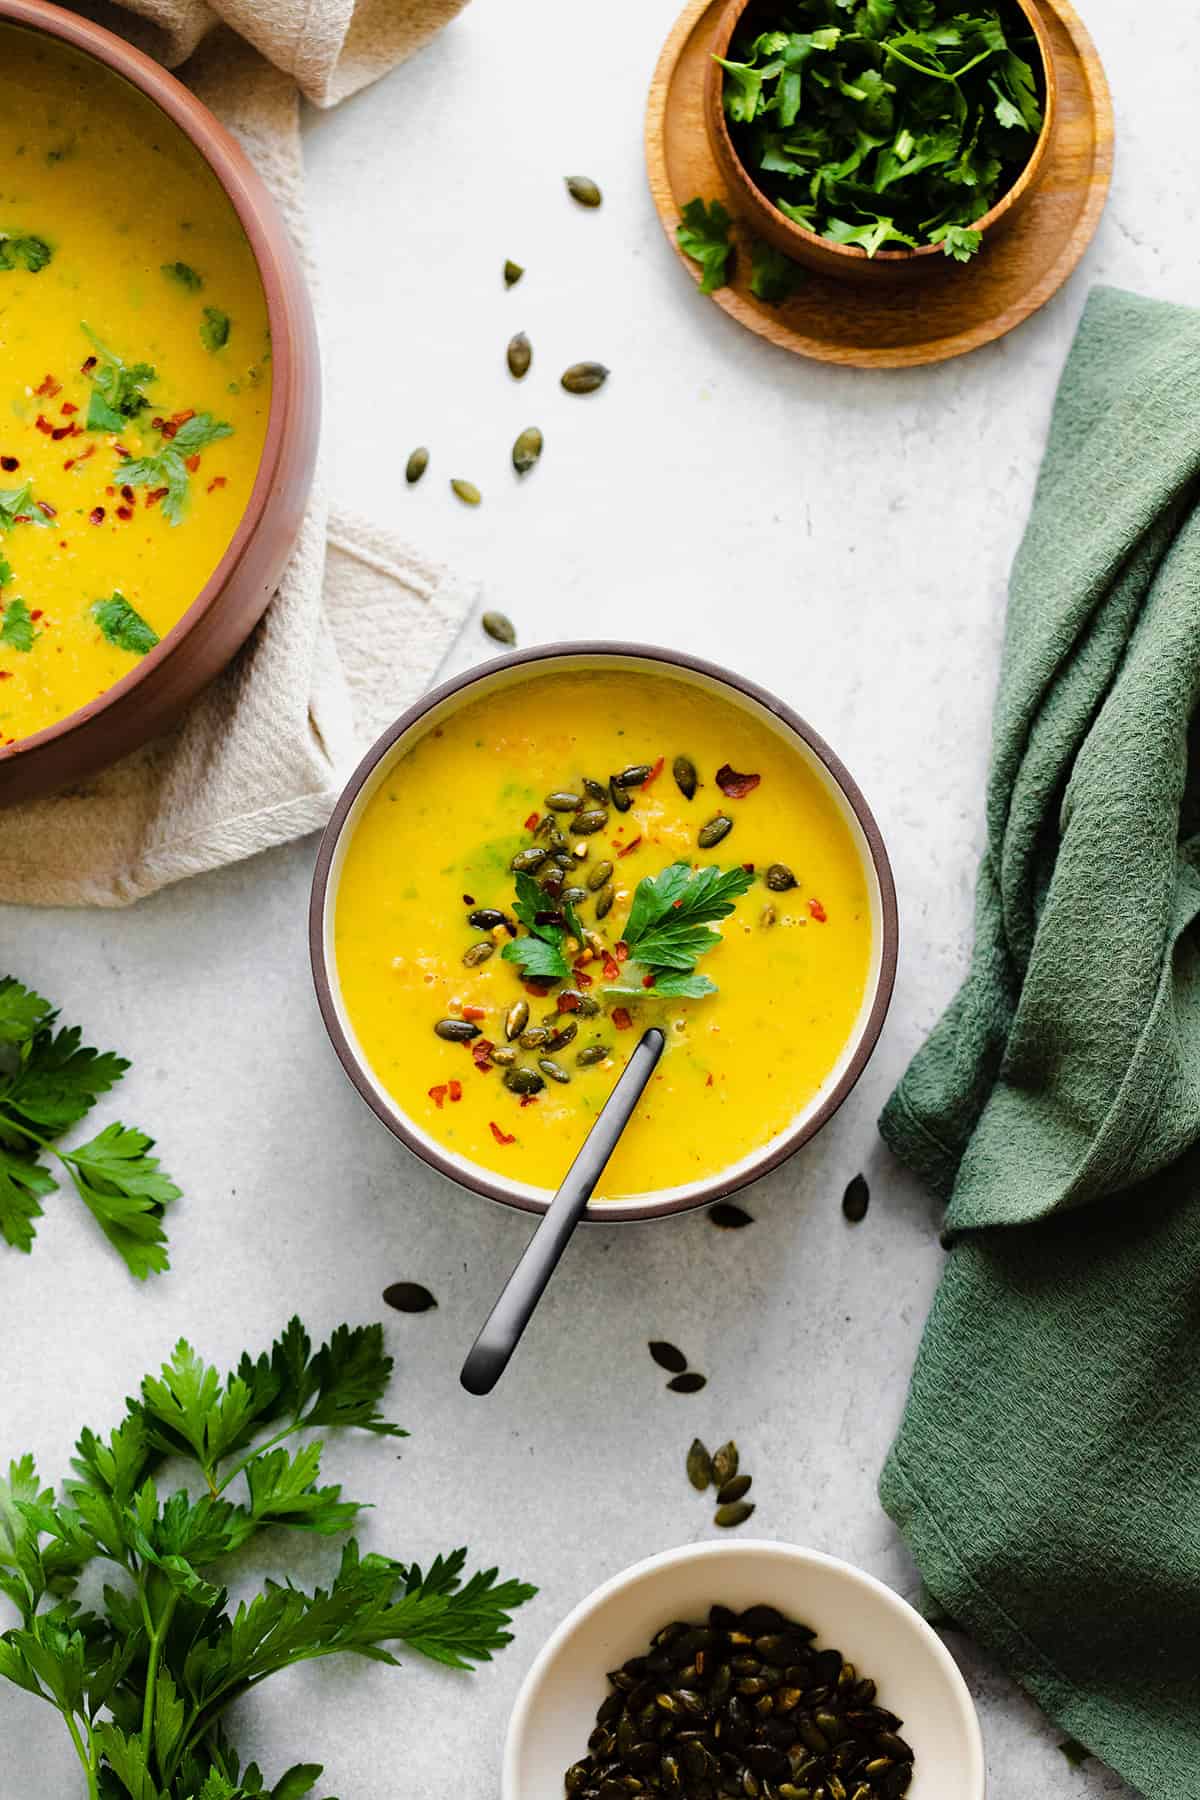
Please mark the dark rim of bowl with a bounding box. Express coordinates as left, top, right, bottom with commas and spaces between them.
310, 643, 899, 1224
706, 0, 1058, 264
0, 0, 300, 759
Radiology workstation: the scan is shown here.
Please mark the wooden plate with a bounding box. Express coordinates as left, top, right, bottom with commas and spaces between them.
644, 0, 1113, 369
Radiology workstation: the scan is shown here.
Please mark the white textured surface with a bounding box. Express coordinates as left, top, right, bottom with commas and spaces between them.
2, 0, 1185, 1792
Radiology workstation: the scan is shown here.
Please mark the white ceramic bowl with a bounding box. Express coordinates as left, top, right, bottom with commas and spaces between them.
503, 1541, 985, 1800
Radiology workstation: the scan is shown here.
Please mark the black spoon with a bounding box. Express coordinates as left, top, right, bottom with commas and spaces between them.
460, 1026, 666, 1395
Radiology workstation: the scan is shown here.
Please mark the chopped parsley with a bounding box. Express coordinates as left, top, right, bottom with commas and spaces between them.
676, 197, 734, 293
92, 593, 160, 656
0, 598, 35, 653
0, 233, 52, 273
714, 1, 1044, 259
200, 305, 231, 350
81, 324, 156, 432
750, 239, 804, 302
501, 871, 576, 980
117, 412, 233, 525
161, 259, 203, 290
0, 482, 48, 534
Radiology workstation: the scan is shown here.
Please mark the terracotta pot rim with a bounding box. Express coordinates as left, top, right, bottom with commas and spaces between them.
308, 641, 900, 1225
704, 0, 1059, 266
0, 0, 304, 764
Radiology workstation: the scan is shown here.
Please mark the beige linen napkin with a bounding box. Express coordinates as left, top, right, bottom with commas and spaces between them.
0, 1, 475, 908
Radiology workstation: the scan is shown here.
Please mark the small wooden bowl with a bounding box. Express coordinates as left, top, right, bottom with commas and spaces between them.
703, 0, 1059, 285
0, 0, 320, 805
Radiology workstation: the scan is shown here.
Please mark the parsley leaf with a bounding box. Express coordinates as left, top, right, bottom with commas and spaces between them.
0, 482, 49, 534
677, 198, 733, 293
501, 869, 571, 981
119, 414, 233, 525
81, 325, 156, 433
749, 240, 804, 302
0, 1319, 535, 1796
0, 597, 35, 653
0, 557, 11, 588
201, 307, 231, 351
162, 260, 203, 291
609, 863, 755, 998
0, 234, 52, 274
92, 593, 160, 656
0, 977, 179, 1275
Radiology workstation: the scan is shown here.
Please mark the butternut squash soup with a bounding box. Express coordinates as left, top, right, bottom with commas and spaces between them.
333, 670, 874, 1197
0, 25, 271, 745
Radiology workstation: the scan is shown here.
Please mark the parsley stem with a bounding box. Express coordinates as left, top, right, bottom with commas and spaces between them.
212, 1417, 303, 1498
140, 1590, 177, 1756
61, 1709, 97, 1800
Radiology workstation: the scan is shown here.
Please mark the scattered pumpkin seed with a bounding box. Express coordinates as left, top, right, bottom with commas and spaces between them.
513, 426, 543, 474
687, 1437, 713, 1491
673, 754, 698, 799
507, 331, 532, 379
649, 1339, 689, 1374
765, 863, 797, 892
576, 1042, 609, 1067
587, 859, 614, 891
481, 612, 516, 649
562, 361, 609, 394
405, 446, 428, 485
467, 907, 507, 931
842, 1174, 870, 1223
609, 777, 632, 813
539, 1056, 571, 1084
574, 807, 608, 833
462, 940, 495, 968
667, 1372, 707, 1393
616, 763, 653, 786
714, 1500, 756, 1528
546, 790, 583, 811
699, 814, 733, 848
451, 477, 481, 506
434, 1018, 479, 1042
560, 885, 588, 905
566, 174, 603, 207
547, 1020, 579, 1052
712, 1440, 739, 1486
519, 1026, 552, 1051
382, 1281, 437, 1313
594, 887, 614, 919
511, 846, 548, 873
709, 1202, 754, 1229
504, 1067, 545, 1095
503, 258, 524, 287
491, 1046, 518, 1066
760, 904, 777, 927
717, 1474, 752, 1504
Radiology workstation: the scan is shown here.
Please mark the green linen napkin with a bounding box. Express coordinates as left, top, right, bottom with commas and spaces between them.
878, 284, 1200, 1799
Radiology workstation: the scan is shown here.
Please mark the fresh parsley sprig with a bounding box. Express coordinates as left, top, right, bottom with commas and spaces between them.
0, 976, 180, 1277
81, 324, 157, 433
0, 1318, 535, 1800
119, 412, 233, 525
676, 198, 734, 294
605, 862, 755, 999
500, 870, 578, 981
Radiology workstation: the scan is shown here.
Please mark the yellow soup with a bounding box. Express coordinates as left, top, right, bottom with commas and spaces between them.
0, 25, 271, 745
334, 670, 875, 1198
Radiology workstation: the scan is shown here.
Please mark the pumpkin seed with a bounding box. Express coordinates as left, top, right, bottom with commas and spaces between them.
560, 990, 601, 1017
507, 331, 532, 379
649, 1339, 688, 1374
699, 814, 733, 848
576, 1042, 609, 1067
504, 997, 530, 1042
450, 477, 481, 506
562, 360, 609, 394
405, 446, 428, 484
715, 1500, 756, 1528
580, 860, 610, 893
566, 174, 603, 207
513, 425, 543, 474
712, 1441, 739, 1485
519, 1025, 552, 1051
765, 863, 797, 892
616, 763, 653, 786
467, 907, 507, 930
511, 846, 547, 873
667, 1371, 707, 1393
760, 905, 777, 927
687, 1438, 713, 1491
582, 777, 608, 802
574, 807, 608, 833
609, 776, 632, 813
539, 1056, 571, 1084
546, 790, 583, 811
382, 1281, 436, 1313
462, 940, 495, 967
595, 887, 615, 919
673, 754, 698, 799
504, 1067, 544, 1095
503, 258, 524, 287
561, 885, 588, 905
481, 609, 517, 647
710, 1202, 754, 1229
434, 1018, 479, 1042
718, 1474, 753, 1504
842, 1175, 870, 1224
491, 1045, 518, 1066
547, 1019, 579, 1051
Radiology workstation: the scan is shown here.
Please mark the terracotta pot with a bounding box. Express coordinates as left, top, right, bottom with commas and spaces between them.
0, 0, 320, 804
703, 0, 1059, 286
309, 642, 899, 1225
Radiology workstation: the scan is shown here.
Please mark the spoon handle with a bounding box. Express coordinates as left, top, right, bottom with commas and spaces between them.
460, 1027, 665, 1396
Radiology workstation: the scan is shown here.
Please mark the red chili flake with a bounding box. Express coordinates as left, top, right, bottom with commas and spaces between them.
519, 1094, 539, 1109
557, 992, 580, 1013
461, 1004, 486, 1022
618, 836, 642, 858
145, 486, 170, 507
185, 453, 201, 474
716, 763, 761, 799
489, 1121, 516, 1145
0, 672, 11, 682
60, 401, 77, 416
35, 500, 56, 519
615, 941, 630, 962
35, 374, 60, 398
34, 414, 54, 435
448, 1079, 463, 1102
523, 811, 540, 832
642, 973, 656, 989
0, 456, 18, 472
113, 444, 131, 460
706, 1073, 714, 1087
116, 506, 133, 521
50, 423, 78, 441
573, 966, 594, 987
121, 484, 134, 503
80, 355, 97, 374
742, 863, 755, 874
643, 755, 665, 786
88, 506, 105, 525
471, 1037, 495, 1067
428, 1084, 448, 1109
612, 1007, 633, 1031
808, 898, 827, 923
105, 486, 115, 496
160, 408, 195, 440
29, 610, 42, 621
523, 979, 554, 997
462, 892, 476, 905
602, 955, 620, 981
207, 475, 227, 493
12, 514, 31, 524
